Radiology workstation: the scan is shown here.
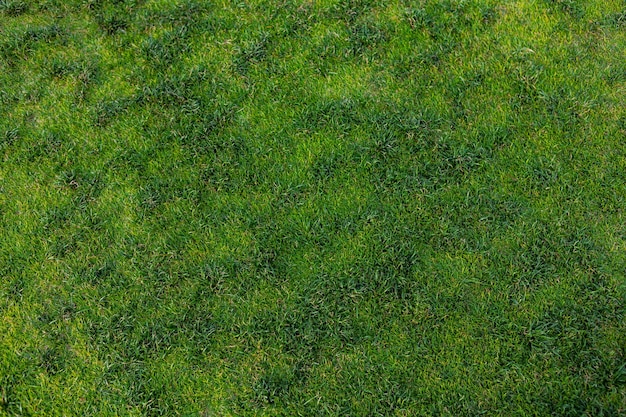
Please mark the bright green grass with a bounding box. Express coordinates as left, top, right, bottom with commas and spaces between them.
1, 0, 626, 415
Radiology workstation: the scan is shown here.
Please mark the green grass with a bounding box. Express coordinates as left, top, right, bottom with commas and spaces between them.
1, 0, 626, 415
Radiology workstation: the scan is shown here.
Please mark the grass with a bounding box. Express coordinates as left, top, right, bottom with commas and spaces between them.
1, 0, 625, 415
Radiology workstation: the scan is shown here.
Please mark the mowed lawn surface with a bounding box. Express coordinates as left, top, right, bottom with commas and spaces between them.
1, 0, 626, 415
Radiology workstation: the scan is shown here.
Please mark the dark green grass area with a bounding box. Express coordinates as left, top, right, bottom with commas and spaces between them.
1, 0, 626, 415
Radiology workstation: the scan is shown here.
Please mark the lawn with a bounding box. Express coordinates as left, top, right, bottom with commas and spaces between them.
1, 0, 626, 415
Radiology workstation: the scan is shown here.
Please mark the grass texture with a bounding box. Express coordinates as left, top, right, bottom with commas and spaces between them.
1, 0, 626, 415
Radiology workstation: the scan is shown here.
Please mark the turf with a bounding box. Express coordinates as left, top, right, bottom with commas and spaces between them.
1, 0, 626, 415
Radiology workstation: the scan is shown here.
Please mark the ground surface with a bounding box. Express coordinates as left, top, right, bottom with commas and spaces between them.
1, 0, 626, 415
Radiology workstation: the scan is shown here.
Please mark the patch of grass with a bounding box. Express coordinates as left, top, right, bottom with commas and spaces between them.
1, 23, 67, 67
0, 0, 28, 17
1, 0, 626, 415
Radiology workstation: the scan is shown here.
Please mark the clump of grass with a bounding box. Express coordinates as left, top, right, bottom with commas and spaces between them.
234, 33, 271, 75
0, 0, 28, 16
0, 128, 19, 150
